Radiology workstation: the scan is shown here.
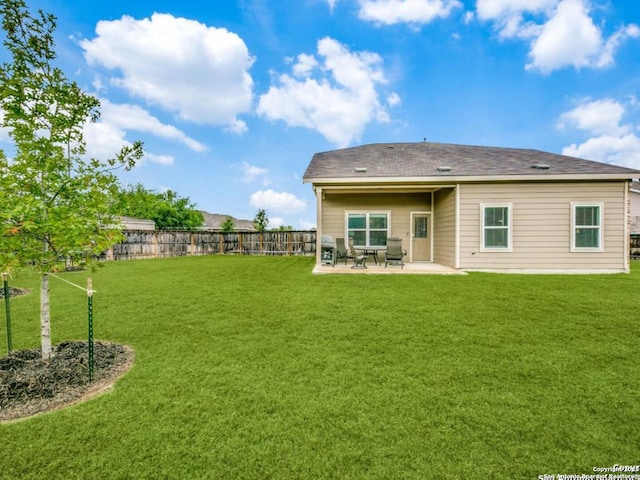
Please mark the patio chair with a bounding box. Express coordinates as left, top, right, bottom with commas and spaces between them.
384, 237, 406, 269
335, 237, 348, 265
347, 238, 368, 269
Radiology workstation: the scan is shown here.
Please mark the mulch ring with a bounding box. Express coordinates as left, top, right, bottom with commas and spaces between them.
0, 341, 134, 423
0, 286, 27, 299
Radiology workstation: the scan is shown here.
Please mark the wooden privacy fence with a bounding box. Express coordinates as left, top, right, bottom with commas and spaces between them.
632, 234, 640, 260
104, 230, 317, 260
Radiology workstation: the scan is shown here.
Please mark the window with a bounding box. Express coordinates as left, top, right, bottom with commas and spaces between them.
414, 216, 427, 239
347, 212, 389, 247
481, 204, 511, 250
572, 203, 602, 251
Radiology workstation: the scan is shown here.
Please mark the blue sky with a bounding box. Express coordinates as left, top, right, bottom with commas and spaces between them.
1, 0, 639, 229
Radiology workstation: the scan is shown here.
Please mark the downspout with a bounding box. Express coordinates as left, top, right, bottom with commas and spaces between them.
624, 180, 630, 272
315, 186, 323, 265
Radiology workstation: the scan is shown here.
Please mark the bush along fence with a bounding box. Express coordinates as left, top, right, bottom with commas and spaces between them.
103, 230, 317, 260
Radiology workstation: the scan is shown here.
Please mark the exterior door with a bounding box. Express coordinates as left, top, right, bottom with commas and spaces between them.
412, 213, 431, 261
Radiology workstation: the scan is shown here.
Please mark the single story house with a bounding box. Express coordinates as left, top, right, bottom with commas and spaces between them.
303, 142, 640, 273
118, 216, 156, 231
200, 212, 256, 232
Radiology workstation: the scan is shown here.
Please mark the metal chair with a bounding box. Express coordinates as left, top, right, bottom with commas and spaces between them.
384, 237, 406, 269
335, 237, 348, 265
347, 238, 368, 268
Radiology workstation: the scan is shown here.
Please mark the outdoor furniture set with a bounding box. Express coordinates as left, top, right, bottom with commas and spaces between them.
331, 237, 406, 269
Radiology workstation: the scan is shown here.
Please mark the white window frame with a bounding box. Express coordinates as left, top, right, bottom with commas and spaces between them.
345, 211, 391, 248
571, 202, 603, 252
480, 203, 512, 252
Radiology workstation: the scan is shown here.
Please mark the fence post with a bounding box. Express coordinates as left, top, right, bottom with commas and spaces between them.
153, 232, 159, 258
2, 272, 12, 353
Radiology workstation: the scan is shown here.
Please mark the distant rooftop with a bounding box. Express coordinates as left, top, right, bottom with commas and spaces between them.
200, 212, 255, 231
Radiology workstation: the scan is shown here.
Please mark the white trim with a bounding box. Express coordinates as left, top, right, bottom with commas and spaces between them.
462, 268, 627, 275
480, 203, 513, 252
624, 183, 630, 270
345, 210, 392, 247
455, 184, 460, 269
410, 211, 432, 263
304, 173, 638, 184
571, 202, 604, 252
431, 191, 435, 261
315, 187, 323, 265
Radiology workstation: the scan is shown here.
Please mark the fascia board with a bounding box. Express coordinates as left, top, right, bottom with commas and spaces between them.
303, 174, 637, 185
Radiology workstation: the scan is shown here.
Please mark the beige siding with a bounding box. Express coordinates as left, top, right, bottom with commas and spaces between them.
458, 182, 628, 271
321, 192, 431, 246
433, 188, 456, 267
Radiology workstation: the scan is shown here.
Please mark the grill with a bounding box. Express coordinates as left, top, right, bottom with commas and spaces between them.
320, 235, 336, 265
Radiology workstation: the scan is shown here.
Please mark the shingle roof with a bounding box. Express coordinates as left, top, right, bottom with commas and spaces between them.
200, 211, 255, 231
303, 142, 640, 181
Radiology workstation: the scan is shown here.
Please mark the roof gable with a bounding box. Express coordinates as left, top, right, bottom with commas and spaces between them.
303, 142, 640, 182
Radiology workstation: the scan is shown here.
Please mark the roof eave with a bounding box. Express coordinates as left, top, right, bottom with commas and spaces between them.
303, 174, 637, 184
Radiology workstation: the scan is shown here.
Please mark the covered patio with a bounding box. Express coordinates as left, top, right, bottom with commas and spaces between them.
312, 261, 465, 275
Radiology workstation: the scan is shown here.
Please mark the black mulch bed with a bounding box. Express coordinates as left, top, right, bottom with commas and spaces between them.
0, 286, 26, 299
0, 341, 134, 422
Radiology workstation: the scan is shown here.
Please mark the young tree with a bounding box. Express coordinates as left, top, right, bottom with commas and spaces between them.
116, 184, 204, 230
220, 216, 235, 232
0, 0, 143, 360
253, 209, 269, 232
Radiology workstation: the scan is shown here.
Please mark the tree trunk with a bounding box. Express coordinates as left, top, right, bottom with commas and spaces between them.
40, 273, 52, 360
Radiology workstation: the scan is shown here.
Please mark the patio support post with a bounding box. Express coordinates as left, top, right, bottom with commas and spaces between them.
315, 187, 323, 265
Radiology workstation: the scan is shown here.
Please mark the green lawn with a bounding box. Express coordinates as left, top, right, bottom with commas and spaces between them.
1, 256, 639, 479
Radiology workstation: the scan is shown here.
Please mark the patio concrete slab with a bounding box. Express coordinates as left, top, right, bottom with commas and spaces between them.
312, 262, 466, 275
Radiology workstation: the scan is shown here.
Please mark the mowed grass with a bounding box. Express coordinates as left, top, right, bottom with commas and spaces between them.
1, 256, 639, 479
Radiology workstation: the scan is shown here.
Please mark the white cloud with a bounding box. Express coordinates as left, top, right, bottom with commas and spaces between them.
476, 0, 554, 37
269, 216, 285, 228
528, 0, 621, 72
557, 98, 629, 136
0, 110, 10, 142
142, 152, 175, 166
559, 98, 640, 169
464, 11, 474, 24
100, 100, 206, 152
358, 0, 462, 26
240, 162, 269, 183
83, 117, 175, 167
298, 219, 317, 230
563, 134, 640, 169
80, 13, 254, 131
257, 37, 399, 147
476, 0, 640, 73
250, 190, 307, 213
292, 54, 319, 77
387, 92, 402, 107
326, 0, 338, 12
1, 102, 176, 167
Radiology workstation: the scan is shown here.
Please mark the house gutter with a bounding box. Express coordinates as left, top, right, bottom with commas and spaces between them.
303, 173, 637, 184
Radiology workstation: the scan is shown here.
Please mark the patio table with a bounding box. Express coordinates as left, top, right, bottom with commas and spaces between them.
360, 246, 386, 265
